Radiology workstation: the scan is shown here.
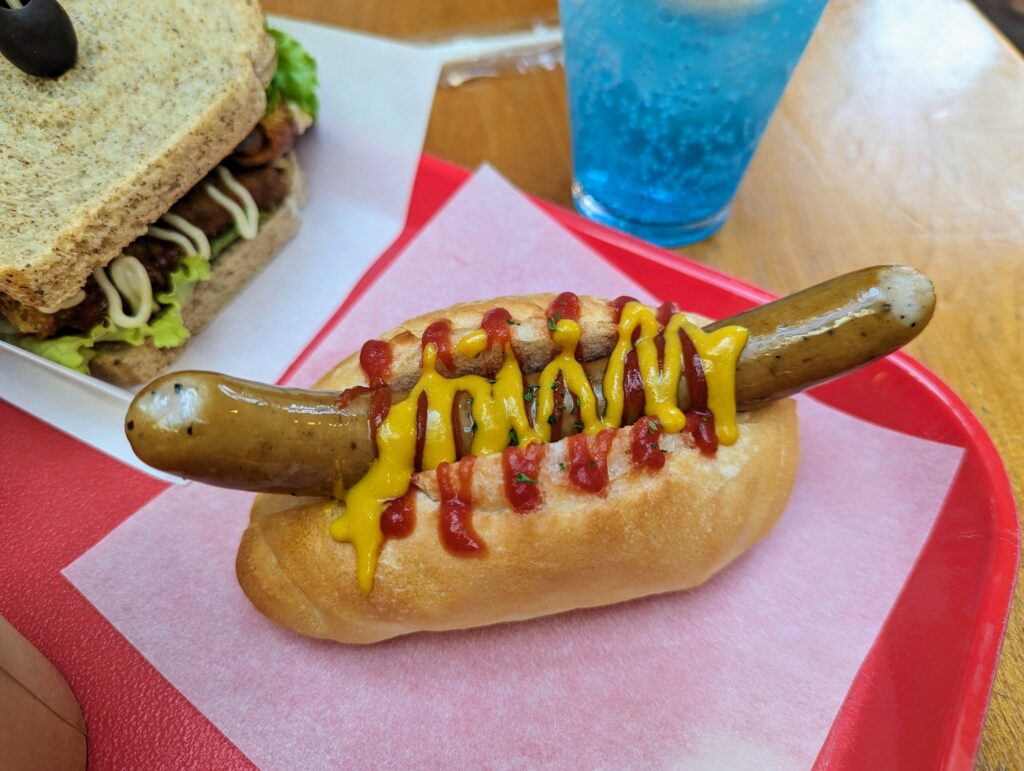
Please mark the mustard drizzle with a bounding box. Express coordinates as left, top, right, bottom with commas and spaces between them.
330, 301, 748, 593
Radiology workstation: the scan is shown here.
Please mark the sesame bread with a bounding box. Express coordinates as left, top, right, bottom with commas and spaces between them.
0, 0, 275, 309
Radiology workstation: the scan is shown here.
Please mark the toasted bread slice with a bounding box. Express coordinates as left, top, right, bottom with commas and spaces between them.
0, 0, 275, 309
87, 155, 306, 386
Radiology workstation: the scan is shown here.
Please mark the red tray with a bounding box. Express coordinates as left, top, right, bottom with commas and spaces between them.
0, 155, 1017, 769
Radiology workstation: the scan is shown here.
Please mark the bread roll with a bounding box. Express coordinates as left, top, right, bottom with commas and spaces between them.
236, 297, 799, 643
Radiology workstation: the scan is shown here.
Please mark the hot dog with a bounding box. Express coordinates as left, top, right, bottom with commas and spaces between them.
128, 265, 933, 496
126, 265, 935, 643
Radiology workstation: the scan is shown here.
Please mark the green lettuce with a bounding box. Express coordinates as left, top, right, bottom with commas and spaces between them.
14, 224, 242, 372
266, 27, 319, 119
17, 255, 211, 373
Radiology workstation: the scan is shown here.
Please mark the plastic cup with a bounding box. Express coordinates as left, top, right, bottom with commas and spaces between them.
559, 0, 830, 246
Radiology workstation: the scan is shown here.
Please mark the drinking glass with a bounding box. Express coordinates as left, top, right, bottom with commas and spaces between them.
559, 0, 829, 246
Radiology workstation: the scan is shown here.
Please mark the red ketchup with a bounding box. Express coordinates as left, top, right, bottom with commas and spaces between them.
548, 292, 582, 361
481, 307, 513, 348
369, 388, 392, 457
335, 385, 372, 409
422, 319, 455, 371
611, 295, 643, 346
656, 300, 680, 328
630, 416, 665, 470
502, 444, 546, 513
686, 411, 718, 456
610, 295, 639, 323
380, 491, 416, 539
414, 391, 428, 470
678, 328, 717, 456
622, 348, 646, 425
547, 291, 581, 324
436, 457, 485, 555
566, 429, 616, 494
359, 339, 392, 388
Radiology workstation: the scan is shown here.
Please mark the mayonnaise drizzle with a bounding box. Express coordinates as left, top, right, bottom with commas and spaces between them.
93, 256, 154, 328
38, 166, 259, 329
150, 213, 211, 261
205, 166, 259, 239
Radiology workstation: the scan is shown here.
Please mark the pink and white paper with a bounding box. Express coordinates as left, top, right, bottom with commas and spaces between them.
65, 168, 964, 769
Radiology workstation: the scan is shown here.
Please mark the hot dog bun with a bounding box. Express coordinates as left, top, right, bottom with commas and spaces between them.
236, 295, 799, 643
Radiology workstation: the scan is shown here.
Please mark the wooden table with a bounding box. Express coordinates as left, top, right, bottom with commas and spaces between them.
269, 1, 1024, 765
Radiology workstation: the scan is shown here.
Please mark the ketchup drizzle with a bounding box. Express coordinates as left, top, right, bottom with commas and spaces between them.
679, 327, 709, 412
502, 444, 546, 513
686, 411, 718, 456
422, 319, 455, 371
622, 348, 646, 426
547, 292, 581, 324
437, 457, 485, 554
359, 339, 392, 388
566, 429, 616, 494
678, 328, 717, 455
656, 300, 680, 328
610, 295, 639, 323
369, 388, 392, 457
335, 385, 372, 409
380, 491, 416, 539
414, 391, 429, 470
630, 416, 665, 470
481, 307, 513, 348
548, 292, 583, 362
549, 372, 567, 442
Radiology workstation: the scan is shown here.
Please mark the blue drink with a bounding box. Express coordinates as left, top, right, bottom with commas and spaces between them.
560, 0, 829, 246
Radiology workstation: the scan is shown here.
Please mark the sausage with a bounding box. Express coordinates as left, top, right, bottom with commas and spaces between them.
126, 265, 934, 496
709, 264, 935, 407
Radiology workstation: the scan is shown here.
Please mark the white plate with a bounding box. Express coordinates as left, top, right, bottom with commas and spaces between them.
0, 18, 441, 476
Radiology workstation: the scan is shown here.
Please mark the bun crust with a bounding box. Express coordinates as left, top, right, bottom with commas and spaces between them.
89, 156, 306, 386
237, 297, 799, 643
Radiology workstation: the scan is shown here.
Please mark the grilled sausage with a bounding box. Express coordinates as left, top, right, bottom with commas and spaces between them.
125, 265, 934, 496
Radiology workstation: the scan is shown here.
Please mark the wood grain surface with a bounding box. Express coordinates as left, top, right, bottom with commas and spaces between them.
268, 0, 1024, 765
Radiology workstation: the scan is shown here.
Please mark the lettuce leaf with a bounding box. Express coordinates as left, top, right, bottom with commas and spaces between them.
266, 28, 319, 119
15, 255, 212, 373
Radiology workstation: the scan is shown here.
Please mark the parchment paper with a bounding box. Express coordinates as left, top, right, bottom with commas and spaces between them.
65, 167, 964, 769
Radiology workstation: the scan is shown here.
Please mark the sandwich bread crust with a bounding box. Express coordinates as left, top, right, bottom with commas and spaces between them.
0, 0, 276, 308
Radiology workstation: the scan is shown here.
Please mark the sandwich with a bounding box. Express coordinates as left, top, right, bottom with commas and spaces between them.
0, 0, 318, 385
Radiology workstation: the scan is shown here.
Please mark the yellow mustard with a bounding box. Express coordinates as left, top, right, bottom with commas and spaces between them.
330, 301, 747, 593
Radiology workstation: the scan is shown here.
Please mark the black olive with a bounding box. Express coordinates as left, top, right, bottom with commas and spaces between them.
0, 0, 77, 79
